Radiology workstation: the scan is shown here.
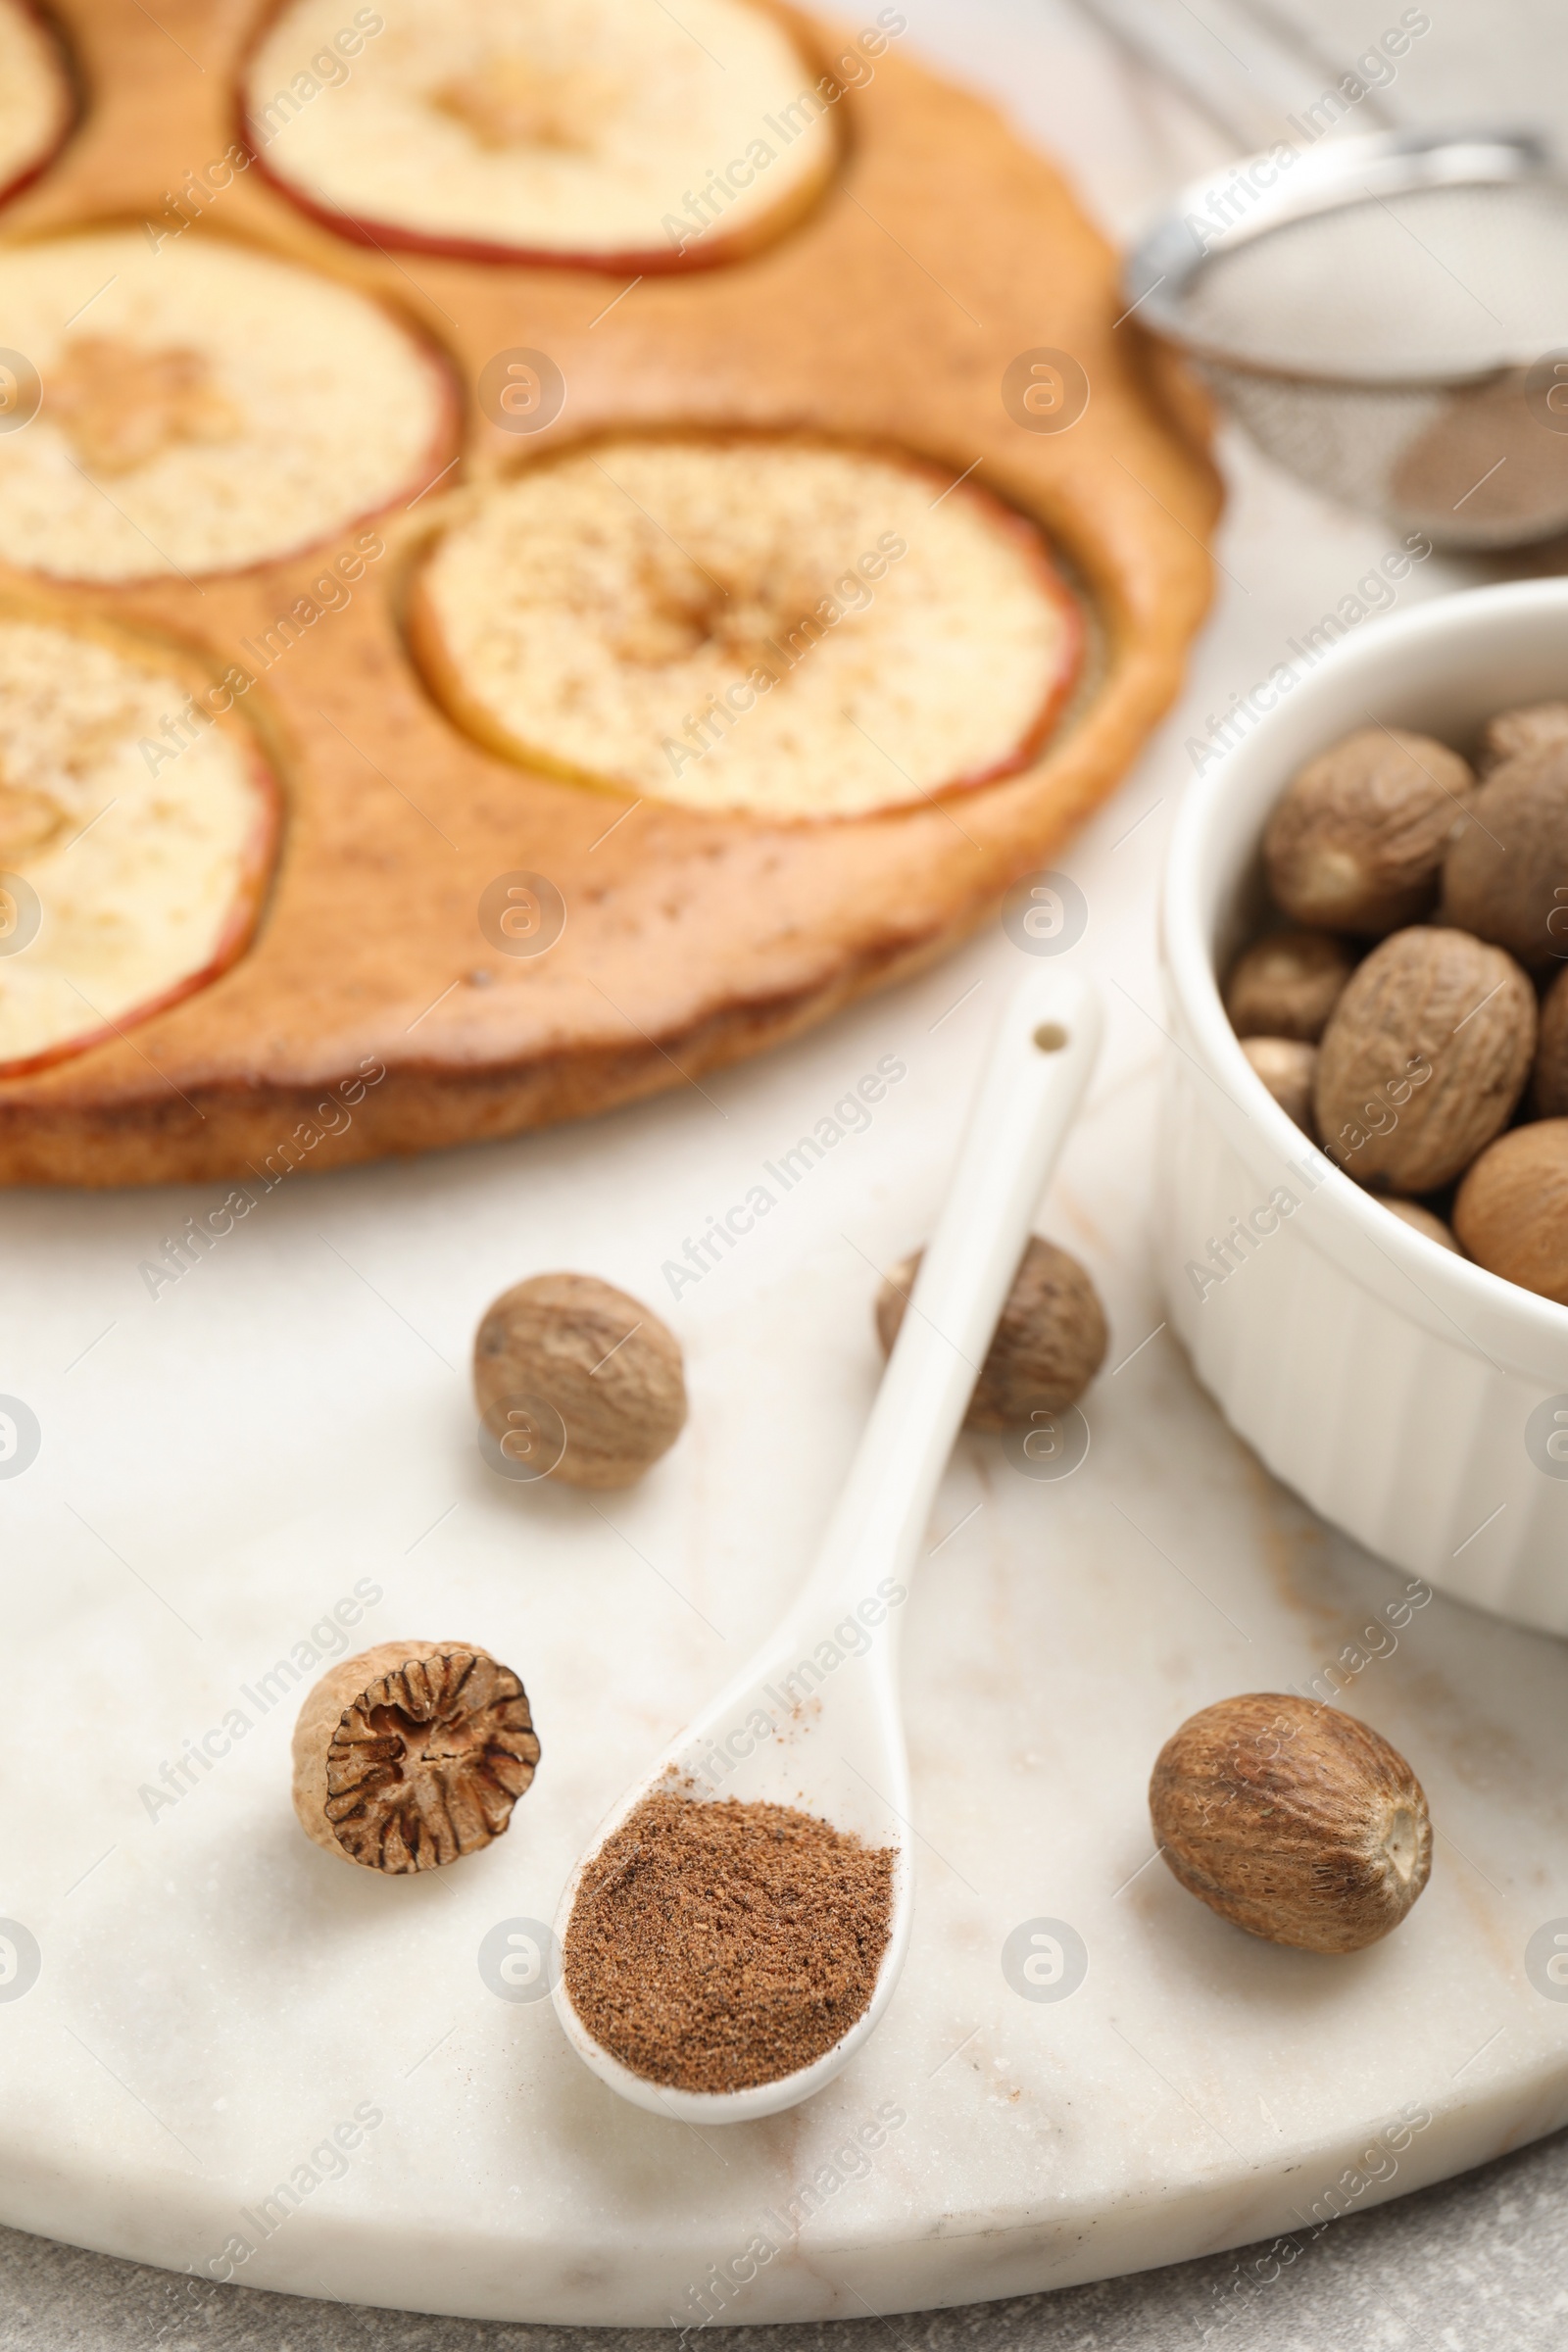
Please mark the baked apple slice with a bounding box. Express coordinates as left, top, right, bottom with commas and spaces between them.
407, 436, 1084, 820
0, 228, 455, 583
0, 613, 279, 1078
0, 0, 74, 211
243, 0, 838, 271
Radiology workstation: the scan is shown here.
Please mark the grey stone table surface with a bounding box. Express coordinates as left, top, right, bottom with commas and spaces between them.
10, 0, 1568, 2345
7, 2121, 1568, 2350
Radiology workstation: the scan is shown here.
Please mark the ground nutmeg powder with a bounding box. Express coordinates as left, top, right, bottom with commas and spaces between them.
562, 1788, 896, 2092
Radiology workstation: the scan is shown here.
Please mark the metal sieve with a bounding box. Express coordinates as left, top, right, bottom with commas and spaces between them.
1124, 126, 1568, 551
1074, 0, 1568, 548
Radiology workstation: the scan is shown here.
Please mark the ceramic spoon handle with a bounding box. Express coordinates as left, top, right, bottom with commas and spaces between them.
795, 968, 1102, 1621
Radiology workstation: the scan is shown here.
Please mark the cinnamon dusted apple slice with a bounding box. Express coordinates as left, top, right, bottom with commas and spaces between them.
0, 614, 278, 1077
0, 0, 74, 210
244, 0, 838, 270
0, 229, 454, 583
407, 437, 1084, 820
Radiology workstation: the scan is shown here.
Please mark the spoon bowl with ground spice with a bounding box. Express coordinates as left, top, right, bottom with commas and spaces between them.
553, 967, 1102, 2120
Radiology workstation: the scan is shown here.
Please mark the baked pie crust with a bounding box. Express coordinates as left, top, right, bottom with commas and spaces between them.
0, 0, 1218, 1184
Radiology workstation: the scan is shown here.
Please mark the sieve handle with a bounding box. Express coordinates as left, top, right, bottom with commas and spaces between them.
1070, 0, 1399, 157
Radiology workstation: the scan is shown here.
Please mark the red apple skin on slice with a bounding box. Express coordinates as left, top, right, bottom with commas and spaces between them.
236, 0, 841, 276
0, 228, 464, 588
238, 140, 836, 278
30, 350, 463, 597
0, 742, 279, 1082
0, 0, 77, 213
0, 616, 284, 1079
906, 479, 1086, 809
404, 434, 1087, 823
405, 517, 1086, 816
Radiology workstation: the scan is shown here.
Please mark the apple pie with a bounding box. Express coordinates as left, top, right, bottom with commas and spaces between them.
0, 0, 1218, 1183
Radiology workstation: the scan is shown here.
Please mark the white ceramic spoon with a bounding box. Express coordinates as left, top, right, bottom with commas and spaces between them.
552, 966, 1103, 2122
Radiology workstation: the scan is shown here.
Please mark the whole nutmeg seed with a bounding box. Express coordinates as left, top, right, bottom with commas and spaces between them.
1150, 1692, 1431, 1953
474, 1272, 685, 1490
875, 1234, 1106, 1431
1443, 740, 1568, 967
292, 1641, 541, 1874
1382, 1198, 1460, 1252
1532, 964, 1568, 1117
1454, 1119, 1568, 1302
1224, 928, 1355, 1042
1313, 925, 1535, 1192
1241, 1036, 1316, 1135
1263, 725, 1476, 935
1479, 700, 1568, 776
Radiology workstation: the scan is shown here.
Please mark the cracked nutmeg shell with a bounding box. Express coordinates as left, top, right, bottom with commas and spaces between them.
1313, 925, 1535, 1192
1262, 725, 1476, 935
292, 1641, 541, 1873
1150, 1693, 1431, 1953
875, 1234, 1107, 1430
474, 1272, 686, 1490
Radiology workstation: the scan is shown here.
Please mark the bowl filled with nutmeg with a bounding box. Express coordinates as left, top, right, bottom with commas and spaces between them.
1161, 578, 1568, 1635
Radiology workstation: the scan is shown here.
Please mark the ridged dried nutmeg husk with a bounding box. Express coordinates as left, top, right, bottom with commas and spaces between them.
1262, 725, 1476, 935
1150, 1693, 1431, 1953
1224, 928, 1355, 1043
292, 1641, 540, 1873
1313, 925, 1535, 1191
875, 1235, 1106, 1430
1443, 740, 1568, 967
1454, 1119, 1568, 1303
473, 1272, 685, 1490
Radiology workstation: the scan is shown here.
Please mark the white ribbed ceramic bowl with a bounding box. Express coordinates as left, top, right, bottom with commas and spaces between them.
1159, 579, 1568, 1635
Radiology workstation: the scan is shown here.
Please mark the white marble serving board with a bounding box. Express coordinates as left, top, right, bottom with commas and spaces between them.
8, 0, 1568, 2328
